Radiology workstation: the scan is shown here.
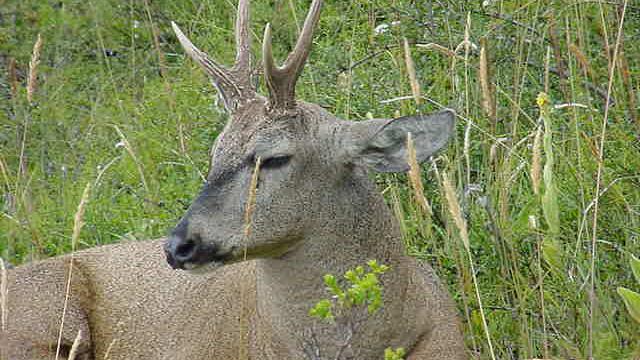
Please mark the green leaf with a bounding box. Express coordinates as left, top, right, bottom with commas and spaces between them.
309, 299, 334, 322
538, 91, 561, 238
617, 287, 640, 324
630, 255, 640, 284
344, 270, 357, 283
323, 274, 345, 301
542, 238, 562, 270
384, 347, 406, 360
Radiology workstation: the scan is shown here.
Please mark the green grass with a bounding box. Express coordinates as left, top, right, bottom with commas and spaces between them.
1, 0, 639, 359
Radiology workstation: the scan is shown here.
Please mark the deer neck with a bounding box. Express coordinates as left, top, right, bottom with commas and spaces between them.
254, 174, 410, 354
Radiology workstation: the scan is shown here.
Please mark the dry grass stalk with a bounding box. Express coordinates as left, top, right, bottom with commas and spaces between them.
441, 171, 496, 360
27, 34, 43, 105
143, 0, 167, 79
142, 0, 178, 118
8, 57, 18, 99
415, 43, 461, 59
71, 183, 91, 248
68, 330, 83, 360
238, 157, 261, 360
478, 38, 496, 122
547, 15, 569, 101
442, 171, 468, 251
389, 186, 408, 238
617, 49, 638, 127
489, 143, 497, 168
0, 156, 10, 194
568, 43, 595, 80
589, 2, 629, 357
55, 182, 91, 360
1, 257, 7, 332
243, 157, 262, 239
406, 133, 432, 215
113, 125, 149, 193
531, 125, 542, 195
403, 38, 421, 106
464, 12, 471, 55
544, 46, 551, 94
103, 339, 117, 360
580, 132, 601, 162
529, 214, 549, 358
462, 13, 472, 185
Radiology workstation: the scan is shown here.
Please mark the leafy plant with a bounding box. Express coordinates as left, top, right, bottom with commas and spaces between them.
309, 259, 389, 321
383, 347, 406, 360
306, 260, 404, 360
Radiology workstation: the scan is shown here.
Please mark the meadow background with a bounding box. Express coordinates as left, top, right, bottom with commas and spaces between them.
1, 0, 639, 359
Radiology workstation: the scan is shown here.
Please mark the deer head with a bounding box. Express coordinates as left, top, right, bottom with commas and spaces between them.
164, 0, 455, 272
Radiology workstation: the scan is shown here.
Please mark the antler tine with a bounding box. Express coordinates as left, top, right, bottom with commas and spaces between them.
172, 21, 246, 111
263, 0, 323, 110
282, 0, 322, 79
262, 24, 278, 104
172, 22, 239, 93
233, 0, 251, 73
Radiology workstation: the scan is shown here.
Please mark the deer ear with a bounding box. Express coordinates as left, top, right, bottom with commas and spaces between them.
343, 110, 455, 173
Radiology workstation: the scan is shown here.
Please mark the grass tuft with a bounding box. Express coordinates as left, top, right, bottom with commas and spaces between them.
26, 34, 42, 105
403, 38, 421, 106
55, 182, 91, 360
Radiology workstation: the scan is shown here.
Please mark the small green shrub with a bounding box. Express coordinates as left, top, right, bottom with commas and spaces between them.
309, 259, 389, 321
307, 260, 404, 360
384, 347, 406, 360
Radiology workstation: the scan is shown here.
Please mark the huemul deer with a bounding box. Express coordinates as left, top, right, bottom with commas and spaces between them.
2, 0, 466, 358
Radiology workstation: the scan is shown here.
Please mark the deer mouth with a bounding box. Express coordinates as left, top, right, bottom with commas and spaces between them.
181, 245, 240, 274
169, 234, 302, 274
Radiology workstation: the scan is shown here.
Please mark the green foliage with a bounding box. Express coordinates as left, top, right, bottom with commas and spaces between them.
537, 92, 563, 271
309, 299, 334, 322
308, 260, 401, 359
383, 347, 406, 360
309, 260, 390, 322
618, 255, 640, 325
617, 287, 640, 324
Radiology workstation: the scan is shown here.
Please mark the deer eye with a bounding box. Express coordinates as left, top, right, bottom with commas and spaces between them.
260, 155, 292, 169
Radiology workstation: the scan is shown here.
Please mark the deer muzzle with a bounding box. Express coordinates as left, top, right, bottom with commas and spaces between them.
164, 232, 230, 271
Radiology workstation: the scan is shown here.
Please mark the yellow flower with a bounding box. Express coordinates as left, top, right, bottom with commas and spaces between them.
536, 92, 549, 109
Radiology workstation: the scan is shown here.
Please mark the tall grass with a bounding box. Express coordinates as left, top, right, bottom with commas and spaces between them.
1, 1, 639, 359
55, 182, 91, 360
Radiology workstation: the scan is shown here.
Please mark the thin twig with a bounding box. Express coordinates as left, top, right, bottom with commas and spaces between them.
336, 44, 401, 75
475, 10, 541, 36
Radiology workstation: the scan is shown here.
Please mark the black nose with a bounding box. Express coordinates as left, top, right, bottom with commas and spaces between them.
164, 234, 203, 270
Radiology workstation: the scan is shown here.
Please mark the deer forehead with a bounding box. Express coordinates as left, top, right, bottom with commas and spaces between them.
212, 102, 334, 162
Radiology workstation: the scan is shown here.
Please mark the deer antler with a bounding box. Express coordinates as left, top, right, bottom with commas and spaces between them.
172, 0, 254, 112
263, 0, 323, 110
